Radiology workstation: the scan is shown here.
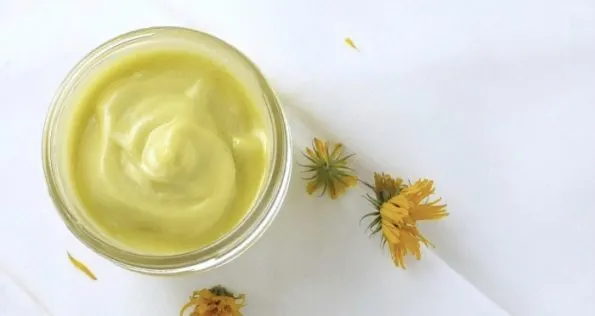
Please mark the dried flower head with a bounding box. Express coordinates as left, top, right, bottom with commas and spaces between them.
301, 137, 357, 199
363, 174, 448, 269
180, 286, 245, 316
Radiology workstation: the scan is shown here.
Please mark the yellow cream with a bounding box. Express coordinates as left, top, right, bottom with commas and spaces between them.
67, 50, 268, 254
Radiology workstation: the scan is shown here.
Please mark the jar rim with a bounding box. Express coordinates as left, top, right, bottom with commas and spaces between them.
42, 26, 292, 274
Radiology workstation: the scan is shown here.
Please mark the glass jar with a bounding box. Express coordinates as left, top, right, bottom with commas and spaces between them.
42, 27, 292, 274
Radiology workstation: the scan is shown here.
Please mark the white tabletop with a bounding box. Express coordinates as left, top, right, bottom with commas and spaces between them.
1, 1, 594, 315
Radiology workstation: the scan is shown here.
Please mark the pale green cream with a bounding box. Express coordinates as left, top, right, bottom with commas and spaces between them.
67, 50, 268, 254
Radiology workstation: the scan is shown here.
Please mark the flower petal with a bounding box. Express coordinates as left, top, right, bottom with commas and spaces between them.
198, 289, 213, 299
382, 222, 401, 245
343, 175, 358, 186
403, 179, 435, 204
330, 142, 344, 159
306, 181, 320, 194
329, 181, 339, 199
387, 195, 411, 209
313, 138, 328, 160
402, 231, 422, 259
389, 243, 407, 269
305, 147, 317, 160
380, 202, 408, 225
410, 203, 448, 221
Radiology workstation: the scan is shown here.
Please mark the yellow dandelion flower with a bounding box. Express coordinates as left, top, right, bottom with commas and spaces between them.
362, 174, 448, 269
180, 286, 245, 316
301, 137, 357, 199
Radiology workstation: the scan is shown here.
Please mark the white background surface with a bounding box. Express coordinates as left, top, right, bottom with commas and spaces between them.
1, 0, 594, 315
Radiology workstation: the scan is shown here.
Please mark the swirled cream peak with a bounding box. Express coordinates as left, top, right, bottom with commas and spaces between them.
67, 51, 267, 254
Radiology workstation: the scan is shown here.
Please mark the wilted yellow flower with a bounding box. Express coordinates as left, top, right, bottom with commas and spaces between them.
301, 137, 357, 199
180, 286, 245, 316
363, 174, 448, 269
